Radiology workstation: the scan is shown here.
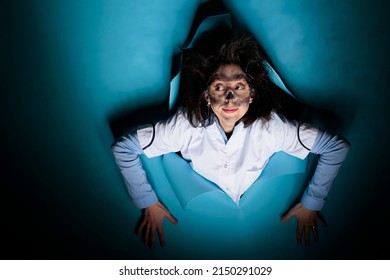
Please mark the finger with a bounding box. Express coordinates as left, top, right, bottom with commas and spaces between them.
311, 224, 318, 241
157, 224, 165, 247
136, 218, 147, 235
304, 226, 310, 246
146, 224, 157, 249
281, 211, 293, 223
165, 213, 178, 224
158, 202, 178, 224
282, 203, 302, 223
158, 204, 177, 223
149, 226, 156, 249
144, 222, 151, 246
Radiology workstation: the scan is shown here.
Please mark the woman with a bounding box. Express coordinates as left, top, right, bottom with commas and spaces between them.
112, 35, 350, 248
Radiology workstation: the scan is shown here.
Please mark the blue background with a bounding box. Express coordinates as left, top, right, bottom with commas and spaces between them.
2, 0, 390, 259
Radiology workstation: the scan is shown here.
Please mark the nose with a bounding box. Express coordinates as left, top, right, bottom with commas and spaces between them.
225, 91, 234, 102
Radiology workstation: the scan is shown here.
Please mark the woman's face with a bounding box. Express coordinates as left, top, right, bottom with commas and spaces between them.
205, 64, 253, 132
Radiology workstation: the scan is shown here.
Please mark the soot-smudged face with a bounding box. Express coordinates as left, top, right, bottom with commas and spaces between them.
205, 64, 253, 133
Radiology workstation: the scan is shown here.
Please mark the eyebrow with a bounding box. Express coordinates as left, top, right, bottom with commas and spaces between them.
211, 73, 248, 83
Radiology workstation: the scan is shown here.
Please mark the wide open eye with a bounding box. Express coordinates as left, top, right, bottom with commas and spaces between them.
235, 83, 246, 91
215, 84, 225, 91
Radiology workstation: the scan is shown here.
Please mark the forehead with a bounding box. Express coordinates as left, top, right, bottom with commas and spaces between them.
211, 64, 247, 82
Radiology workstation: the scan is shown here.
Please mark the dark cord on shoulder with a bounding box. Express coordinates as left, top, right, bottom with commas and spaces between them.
142, 124, 156, 150
297, 122, 311, 151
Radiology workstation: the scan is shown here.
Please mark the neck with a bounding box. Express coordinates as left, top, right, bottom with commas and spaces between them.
219, 119, 236, 134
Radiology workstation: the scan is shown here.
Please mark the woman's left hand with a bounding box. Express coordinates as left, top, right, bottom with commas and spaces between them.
281, 202, 327, 246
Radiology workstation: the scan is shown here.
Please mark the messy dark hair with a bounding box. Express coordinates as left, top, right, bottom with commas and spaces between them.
179, 34, 277, 127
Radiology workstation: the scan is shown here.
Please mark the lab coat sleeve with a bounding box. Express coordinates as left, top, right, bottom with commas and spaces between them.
111, 131, 158, 209
301, 130, 351, 210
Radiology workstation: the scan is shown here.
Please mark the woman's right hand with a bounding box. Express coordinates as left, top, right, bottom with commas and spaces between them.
136, 201, 178, 248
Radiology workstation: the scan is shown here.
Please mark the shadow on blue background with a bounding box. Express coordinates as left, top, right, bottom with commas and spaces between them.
1, 0, 390, 259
